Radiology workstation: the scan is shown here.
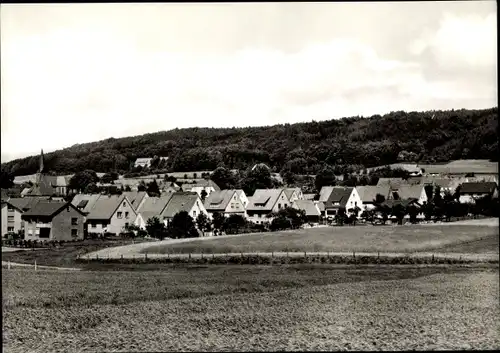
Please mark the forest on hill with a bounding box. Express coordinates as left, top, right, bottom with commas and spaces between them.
1, 107, 497, 177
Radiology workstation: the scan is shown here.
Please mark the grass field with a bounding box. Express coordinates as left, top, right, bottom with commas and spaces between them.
3, 265, 498, 352
143, 224, 499, 255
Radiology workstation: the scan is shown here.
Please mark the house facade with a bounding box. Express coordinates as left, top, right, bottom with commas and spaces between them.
458, 182, 498, 203
204, 189, 247, 218
1, 201, 23, 236
160, 192, 209, 226
122, 191, 149, 211
134, 195, 173, 230
284, 188, 304, 203
246, 189, 292, 224
319, 186, 362, 217
181, 180, 221, 198
355, 185, 391, 211
86, 195, 137, 235
22, 201, 85, 241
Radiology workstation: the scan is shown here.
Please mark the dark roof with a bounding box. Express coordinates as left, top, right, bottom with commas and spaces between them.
1, 200, 23, 213
382, 199, 419, 208
160, 192, 201, 218
22, 201, 83, 218
321, 187, 353, 208
7, 196, 51, 211
459, 182, 498, 194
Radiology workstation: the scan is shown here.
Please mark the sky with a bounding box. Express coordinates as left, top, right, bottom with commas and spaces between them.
1, 2, 497, 162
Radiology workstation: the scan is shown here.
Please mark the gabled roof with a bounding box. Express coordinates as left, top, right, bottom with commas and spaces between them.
22, 201, 83, 218
376, 178, 404, 188
7, 196, 51, 211
356, 185, 391, 203
382, 199, 419, 208
293, 200, 321, 217
284, 188, 300, 200
137, 194, 173, 223
1, 200, 23, 213
204, 190, 236, 211
246, 189, 285, 212
393, 184, 425, 201
71, 194, 101, 214
316, 201, 325, 212
459, 182, 498, 194
160, 192, 201, 219
27, 174, 56, 196
122, 191, 148, 209
320, 186, 354, 208
87, 194, 134, 220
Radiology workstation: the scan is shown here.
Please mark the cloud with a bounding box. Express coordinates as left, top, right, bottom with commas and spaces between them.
1, 4, 497, 163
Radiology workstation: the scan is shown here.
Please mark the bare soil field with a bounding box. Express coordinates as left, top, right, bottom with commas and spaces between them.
2, 265, 498, 352
144, 224, 499, 255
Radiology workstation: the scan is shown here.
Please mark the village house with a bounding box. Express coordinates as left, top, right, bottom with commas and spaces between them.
203, 189, 248, 218
1, 200, 24, 237
389, 184, 428, 205
134, 195, 173, 230
162, 182, 181, 194
246, 189, 292, 224
71, 194, 102, 218
122, 191, 149, 211
235, 189, 249, 208
319, 186, 362, 218
21, 201, 85, 241
6, 196, 53, 213
181, 179, 221, 197
134, 157, 169, 169
355, 185, 391, 210
85, 194, 137, 235
458, 182, 498, 203
303, 193, 316, 201
160, 192, 208, 226
291, 200, 321, 224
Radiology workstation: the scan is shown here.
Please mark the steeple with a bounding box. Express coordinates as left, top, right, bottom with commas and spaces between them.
39, 149, 45, 173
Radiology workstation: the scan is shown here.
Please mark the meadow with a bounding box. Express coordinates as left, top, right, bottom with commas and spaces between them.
143, 224, 499, 255
3, 265, 498, 352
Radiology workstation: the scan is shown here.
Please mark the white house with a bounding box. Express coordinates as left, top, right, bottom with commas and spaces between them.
204, 189, 248, 218
1, 201, 23, 236
319, 186, 363, 217
283, 188, 304, 203
245, 189, 292, 224
181, 180, 221, 198
160, 192, 209, 226
86, 195, 137, 235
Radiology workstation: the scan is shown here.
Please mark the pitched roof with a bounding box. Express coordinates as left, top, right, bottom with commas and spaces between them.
160, 192, 201, 218
1, 200, 23, 213
246, 189, 284, 212
27, 174, 56, 196
393, 184, 425, 201
376, 178, 404, 188
181, 179, 221, 192
318, 186, 335, 202
356, 185, 391, 203
22, 201, 83, 218
137, 194, 173, 223
321, 186, 354, 209
204, 190, 236, 211
316, 201, 325, 212
122, 191, 148, 209
87, 194, 131, 220
459, 182, 498, 194
284, 188, 300, 200
382, 199, 419, 208
7, 196, 51, 211
293, 200, 321, 217
71, 194, 101, 214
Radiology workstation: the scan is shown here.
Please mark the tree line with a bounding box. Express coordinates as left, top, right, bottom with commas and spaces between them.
2, 107, 497, 177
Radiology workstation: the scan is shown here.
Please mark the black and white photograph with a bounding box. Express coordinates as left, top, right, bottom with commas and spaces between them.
1, 1, 498, 351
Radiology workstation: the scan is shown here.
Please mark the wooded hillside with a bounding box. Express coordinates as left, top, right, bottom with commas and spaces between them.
2, 107, 497, 177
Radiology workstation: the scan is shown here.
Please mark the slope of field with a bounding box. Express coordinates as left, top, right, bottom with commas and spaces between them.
3, 266, 498, 351
144, 224, 499, 255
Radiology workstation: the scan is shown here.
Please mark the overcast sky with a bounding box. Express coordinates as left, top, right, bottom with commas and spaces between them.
1, 2, 497, 162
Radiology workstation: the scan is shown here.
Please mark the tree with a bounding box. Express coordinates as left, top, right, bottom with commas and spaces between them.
392, 203, 406, 225
200, 189, 208, 202
375, 204, 390, 225
145, 216, 168, 240
196, 213, 210, 236
335, 207, 347, 226
124, 185, 132, 192
281, 170, 296, 186
168, 211, 199, 238
137, 181, 147, 192
0, 170, 14, 189
212, 212, 226, 234
270, 215, 292, 231
224, 214, 246, 234
146, 179, 160, 196
314, 165, 336, 192
407, 205, 419, 224
84, 182, 99, 194
68, 170, 99, 193
100, 172, 119, 184
421, 201, 434, 221
374, 193, 386, 205
241, 165, 273, 196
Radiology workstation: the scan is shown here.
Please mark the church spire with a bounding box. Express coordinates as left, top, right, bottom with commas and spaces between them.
39, 149, 45, 173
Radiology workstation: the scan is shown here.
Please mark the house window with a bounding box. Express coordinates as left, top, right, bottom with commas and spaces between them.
125, 212, 129, 219
125, 222, 129, 228
7, 206, 14, 211
278, 203, 282, 209
231, 203, 234, 208
7, 216, 14, 222
91, 223, 96, 228
117, 212, 123, 219
193, 210, 197, 217
71, 229, 78, 237
71, 218, 78, 225
123, 202, 126, 207
7, 227, 14, 232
